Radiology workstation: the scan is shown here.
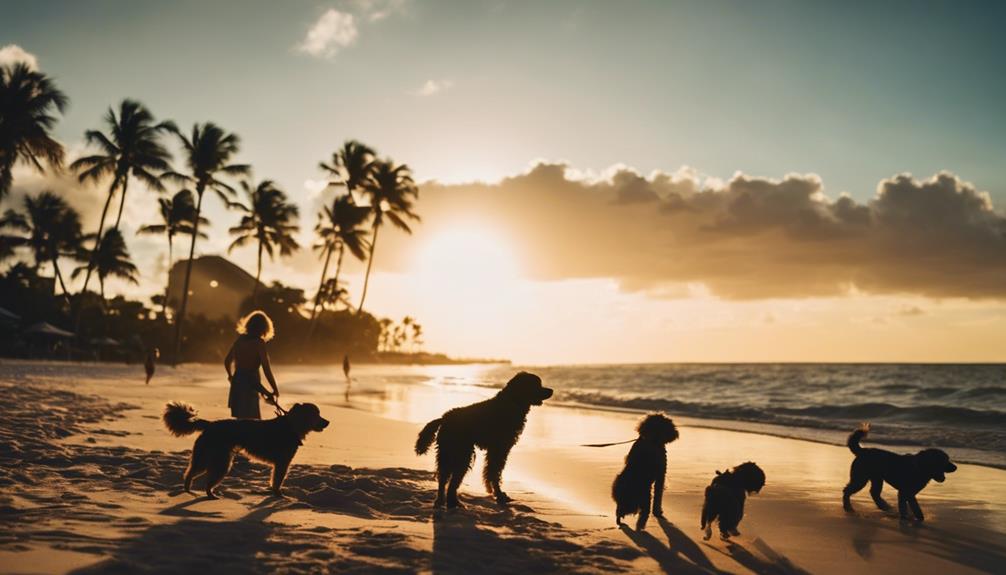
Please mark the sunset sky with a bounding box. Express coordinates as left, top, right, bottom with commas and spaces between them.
3, 0, 1005, 364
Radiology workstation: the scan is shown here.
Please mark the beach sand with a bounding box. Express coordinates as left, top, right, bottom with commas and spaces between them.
1, 360, 1003, 574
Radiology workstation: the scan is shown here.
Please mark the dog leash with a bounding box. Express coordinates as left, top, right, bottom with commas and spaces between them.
581, 438, 636, 448
265, 395, 288, 416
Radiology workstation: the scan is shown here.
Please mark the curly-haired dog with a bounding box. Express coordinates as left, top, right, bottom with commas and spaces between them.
700, 462, 765, 540
842, 423, 956, 521
611, 413, 679, 529
163, 402, 329, 498
415, 372, 552, 508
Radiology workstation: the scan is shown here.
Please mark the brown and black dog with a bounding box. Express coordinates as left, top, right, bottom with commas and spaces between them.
842, 423, 956, 521
163, 402, 329, 498
415, 372, 553, 508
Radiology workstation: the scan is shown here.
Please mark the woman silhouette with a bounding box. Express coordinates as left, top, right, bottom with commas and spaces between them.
224, 310, 280, 419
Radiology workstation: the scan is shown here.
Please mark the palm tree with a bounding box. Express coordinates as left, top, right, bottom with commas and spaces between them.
0, 63, 68, 202
136, 189, 208, 317
163, 123, 249, 362
2, 191, 82, 301
308, 193, 370, 332
71, 100, 173, 294
313, 140, 374, 313
228, 179, 299, 304
72, 229, 138, 299
317, 277, 350, 311
356, 160, 420, 314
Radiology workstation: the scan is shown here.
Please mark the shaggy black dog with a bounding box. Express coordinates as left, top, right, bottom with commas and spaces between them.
415, 371, 552, 508
700, 462, 765, 540
611, 413, 679, 529
163, 402, 329, 498
842, 423, 956, 521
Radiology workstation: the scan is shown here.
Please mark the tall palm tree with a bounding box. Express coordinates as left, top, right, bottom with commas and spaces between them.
3, 191, 82, 301
308, 193, 370, 331
136, 189, 208, 317
163, 123, 249, 362
0, 63, 68, 202
228, 179, 299, 304
71, 100, 173, 295
72, 228, 138, 299
315, 141, 375, 312
356, 160, 420, 314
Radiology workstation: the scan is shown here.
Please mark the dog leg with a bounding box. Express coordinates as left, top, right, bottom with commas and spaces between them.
843, 475, 868, 511
635, 487, 652, 530
434, 469, 448, 508
270, 459, 291, 497
908, 496, 925, 522
652, 475, 665, 518
203, 454, 233, 499
869, 478, 890, 511
483, 446, 512, 506
445, 446, 473, 509
183, 459, 206, 495
897, 491, 910, 520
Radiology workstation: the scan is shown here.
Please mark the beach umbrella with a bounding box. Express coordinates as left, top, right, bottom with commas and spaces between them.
24, 322, 75, 338
0, 306, 19, 322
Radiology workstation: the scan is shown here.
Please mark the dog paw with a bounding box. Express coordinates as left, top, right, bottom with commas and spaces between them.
653, 510, 664, 519
635, 521, 648, 531
730, 529, 741, 536
495, 494, 513, 506
703, 527, 713, 541
720, 532, 731, 540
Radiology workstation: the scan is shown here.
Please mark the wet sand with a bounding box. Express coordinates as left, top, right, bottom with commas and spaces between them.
0, 360, 1003, 574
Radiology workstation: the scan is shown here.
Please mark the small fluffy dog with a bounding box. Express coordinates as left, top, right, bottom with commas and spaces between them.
612, 413, 679, 529
842, 423, 956, 521
163, 402, 329, 498
415, 372, 553, 508
700, 462, 765, 540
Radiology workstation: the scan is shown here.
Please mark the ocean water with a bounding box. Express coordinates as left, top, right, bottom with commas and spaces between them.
505, 363, 1006, 469
311, 363, 1005, 469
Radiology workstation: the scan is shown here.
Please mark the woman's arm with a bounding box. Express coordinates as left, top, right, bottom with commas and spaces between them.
224, 342, 235, 380
260, 341, 279, 397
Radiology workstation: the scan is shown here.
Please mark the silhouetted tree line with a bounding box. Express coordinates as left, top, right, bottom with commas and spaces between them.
0, 61, 425, 364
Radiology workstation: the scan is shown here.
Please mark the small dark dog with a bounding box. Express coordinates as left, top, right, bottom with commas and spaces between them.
842, 423, 956, 521
700, 462, 765, 540
415, 371, 553, 508
163, 402, 329, 498
612, 413, 679, 529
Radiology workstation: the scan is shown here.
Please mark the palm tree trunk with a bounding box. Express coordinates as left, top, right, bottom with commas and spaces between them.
172, 187, 204, 365
81, 174, 120, 295
356, 224, 379, 314
113, 176, 130, 230
252, 241, 262, 305
163, 234, 173, 319
307, 243, 334, 335
331, 243, 346, 307
51, 256, 71, 305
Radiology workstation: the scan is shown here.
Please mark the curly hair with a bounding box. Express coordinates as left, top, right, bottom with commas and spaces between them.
236, 310, 275, 342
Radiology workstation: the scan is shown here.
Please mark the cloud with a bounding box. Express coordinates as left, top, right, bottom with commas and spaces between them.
297, 9, 358, 58
413, 79, 453, 97
0, 44, 38, 70
376, 164, 1006, 300
355, 0, 408, 21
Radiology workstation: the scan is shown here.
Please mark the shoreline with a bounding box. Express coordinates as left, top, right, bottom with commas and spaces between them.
3, 357, 1002, 470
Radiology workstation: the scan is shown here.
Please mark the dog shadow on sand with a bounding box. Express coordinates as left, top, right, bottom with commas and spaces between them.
619, 517, 724, 574
847, 510, 1006, 574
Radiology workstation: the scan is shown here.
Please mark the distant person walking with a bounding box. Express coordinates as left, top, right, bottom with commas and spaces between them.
343, 354, 351, 400
224, 311, 281, 419
144, 347, 159, 384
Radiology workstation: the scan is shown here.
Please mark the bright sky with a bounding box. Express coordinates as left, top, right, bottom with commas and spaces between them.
3, 0, 1005, 364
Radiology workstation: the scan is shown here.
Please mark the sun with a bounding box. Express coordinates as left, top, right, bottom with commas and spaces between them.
412, 224, 521, 282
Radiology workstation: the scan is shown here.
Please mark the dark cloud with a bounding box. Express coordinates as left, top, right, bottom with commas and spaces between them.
390, 164, 1006, 300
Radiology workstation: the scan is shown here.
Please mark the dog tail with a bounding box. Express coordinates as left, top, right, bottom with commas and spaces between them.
847, 422, 871, 455
163, 402, 209, 437
415, 418, 442, 455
